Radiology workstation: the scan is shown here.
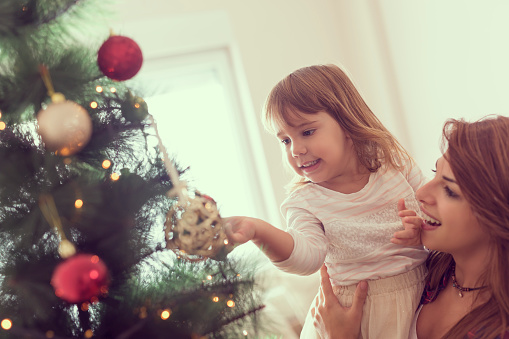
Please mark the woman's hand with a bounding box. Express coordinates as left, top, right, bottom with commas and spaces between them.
312, 265, 368, 339
391, 198, 423, 246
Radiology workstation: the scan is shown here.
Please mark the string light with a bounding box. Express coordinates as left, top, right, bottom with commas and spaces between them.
226, 300, 235, 308
95, 86, 103, 93
110, 172, 120, 181
46, 330, 55, 338
102, 160, 111, 169
84, 329, 93, 338
63, 158, 72, 165
212, 296, 219, 302
75, 199, 83, 208
206, 275, 212, 280
91, 255, 100, 263
160, 309, 171, 320
90, 101, 98, 109
1, 319, 12, 330
89, 269, 99, 280
110, 87, 116, 93
243, 330, 248, 336
0, 121, 6, 130
81, 303, 89, 311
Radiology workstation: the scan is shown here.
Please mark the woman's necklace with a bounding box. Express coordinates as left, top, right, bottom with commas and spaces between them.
451, 264, 487, 297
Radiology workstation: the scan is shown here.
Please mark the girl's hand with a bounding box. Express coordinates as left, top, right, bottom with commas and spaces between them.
391, 198, 422, 246
312, 265, 368, 339
224, 216, 257, 245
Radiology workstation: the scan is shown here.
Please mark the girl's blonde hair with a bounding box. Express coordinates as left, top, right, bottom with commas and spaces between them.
426, 115, 509, 338
262, 64, 411, 192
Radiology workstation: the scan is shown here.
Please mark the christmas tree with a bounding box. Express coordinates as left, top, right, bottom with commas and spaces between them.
0, 1, 265, 338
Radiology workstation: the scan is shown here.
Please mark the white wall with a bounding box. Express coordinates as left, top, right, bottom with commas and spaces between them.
373, 0, 509, 171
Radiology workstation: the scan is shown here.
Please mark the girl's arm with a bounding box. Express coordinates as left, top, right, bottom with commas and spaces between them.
224, 216, 294, 262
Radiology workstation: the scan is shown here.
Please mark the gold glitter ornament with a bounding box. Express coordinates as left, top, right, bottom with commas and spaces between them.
165, 192, 233, 262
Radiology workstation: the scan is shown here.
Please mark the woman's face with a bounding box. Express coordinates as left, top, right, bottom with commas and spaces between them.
416, 155, 490, 257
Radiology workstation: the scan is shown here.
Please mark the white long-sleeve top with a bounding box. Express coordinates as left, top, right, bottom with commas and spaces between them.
273, 163, 429, 286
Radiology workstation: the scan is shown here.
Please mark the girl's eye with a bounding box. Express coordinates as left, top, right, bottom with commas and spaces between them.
431, 169, 437, 174
443, 185, 459, 198
303, 129, 315, 136
281, 138, 290, 145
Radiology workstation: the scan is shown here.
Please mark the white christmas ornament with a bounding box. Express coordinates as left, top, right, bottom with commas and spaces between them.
37, 100, 93, 156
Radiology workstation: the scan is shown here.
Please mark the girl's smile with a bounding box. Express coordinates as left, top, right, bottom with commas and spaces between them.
299, 159, 321, 173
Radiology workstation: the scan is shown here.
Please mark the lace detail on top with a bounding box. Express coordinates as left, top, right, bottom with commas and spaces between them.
325, 196, 420, 261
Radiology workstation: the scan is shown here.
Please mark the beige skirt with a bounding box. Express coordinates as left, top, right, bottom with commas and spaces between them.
300, 264, 426, 339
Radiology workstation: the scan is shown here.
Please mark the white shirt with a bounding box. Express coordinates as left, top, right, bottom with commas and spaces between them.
273, 162, 429, 286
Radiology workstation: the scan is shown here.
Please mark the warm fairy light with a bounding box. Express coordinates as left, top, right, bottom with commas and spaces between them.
1, 319, 12, 330
134, 103, 140, 109
75, 199, 83, 208
160, 309, 171, 320
95, 86, 103, 93
110, 87, 116, 93
90, 296, 99, 304
90, 101, 98, 109
207, 275, 212, 280
243, 330, 248, 336
46, 330, 55, 338
110, 172, 120, 181
89, 269, 99, 280
0, 122, 6, 130
212, 296, 219, 302
0, 111, 2, 118
237, 274, 241, 277
90, 255, 99, 263
63, 158, 72, 165
226, 300, 235, 308
81, 303, 89, 311
84, 329, 93, 338
102, 160, 111, 169
224, 239, 229, 245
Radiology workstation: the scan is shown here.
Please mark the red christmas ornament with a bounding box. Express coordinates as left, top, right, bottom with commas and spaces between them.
97, 35, 143, 81
51, 254, 110, 304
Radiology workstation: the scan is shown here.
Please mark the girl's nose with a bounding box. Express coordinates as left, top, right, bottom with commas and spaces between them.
291, 140, 306, 157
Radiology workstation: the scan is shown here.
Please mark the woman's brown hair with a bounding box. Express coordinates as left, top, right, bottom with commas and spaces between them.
426, 115, 509, 338
262, 64, 411, 192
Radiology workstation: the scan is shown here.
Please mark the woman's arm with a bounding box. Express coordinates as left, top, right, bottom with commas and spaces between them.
312, 265, 368, 339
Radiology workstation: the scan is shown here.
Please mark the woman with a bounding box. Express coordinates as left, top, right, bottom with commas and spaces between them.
312, 115, 509, 338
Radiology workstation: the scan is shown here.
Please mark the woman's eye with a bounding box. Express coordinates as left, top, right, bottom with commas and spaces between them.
443, 185, 459, 198
303, 129, 315, 136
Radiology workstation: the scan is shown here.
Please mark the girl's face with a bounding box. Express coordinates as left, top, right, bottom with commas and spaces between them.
416, 155, 490, 257
275, 110, 360, 190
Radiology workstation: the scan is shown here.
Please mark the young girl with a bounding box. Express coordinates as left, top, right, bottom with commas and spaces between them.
225, 64, 428, 339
